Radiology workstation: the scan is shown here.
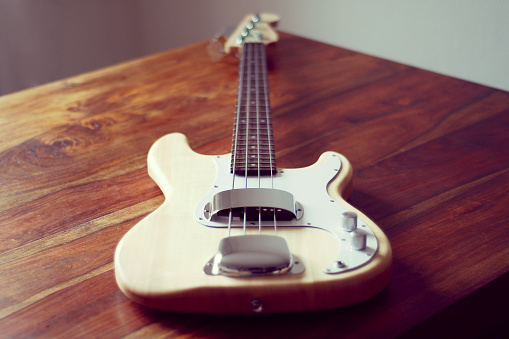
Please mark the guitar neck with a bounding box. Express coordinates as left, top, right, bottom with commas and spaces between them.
231, 42, 277, 176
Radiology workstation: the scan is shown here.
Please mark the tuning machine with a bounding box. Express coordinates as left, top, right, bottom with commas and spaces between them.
236, 15, 261, 44
208, 13, 280, 60
207, 27, 234, 62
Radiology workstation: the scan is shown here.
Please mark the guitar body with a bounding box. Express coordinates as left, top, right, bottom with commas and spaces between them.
114, 133, 392, 313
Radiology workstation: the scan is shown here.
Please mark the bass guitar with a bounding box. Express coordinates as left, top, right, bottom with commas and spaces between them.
114, 13, 392, 314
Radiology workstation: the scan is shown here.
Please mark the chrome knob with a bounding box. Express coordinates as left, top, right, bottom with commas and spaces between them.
349, 229, 367, 251
341, 211, 357, 232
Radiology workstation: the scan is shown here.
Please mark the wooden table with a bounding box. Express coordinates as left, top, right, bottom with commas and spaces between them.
1, 32, 508, 338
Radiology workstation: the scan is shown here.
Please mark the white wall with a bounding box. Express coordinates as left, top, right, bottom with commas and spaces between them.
1, 0, 508, 95
262, 0, 509, 92
0, 0, 144, 95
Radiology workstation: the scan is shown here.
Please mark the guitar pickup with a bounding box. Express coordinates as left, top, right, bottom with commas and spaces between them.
203, 188, 304, 221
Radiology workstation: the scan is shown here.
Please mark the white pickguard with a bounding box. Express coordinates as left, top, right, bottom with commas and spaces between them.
194, 152, 378, 274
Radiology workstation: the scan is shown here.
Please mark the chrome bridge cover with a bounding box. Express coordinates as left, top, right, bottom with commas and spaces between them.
203, 235, 305, 276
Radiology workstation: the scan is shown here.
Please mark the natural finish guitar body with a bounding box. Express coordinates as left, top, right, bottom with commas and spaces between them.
114, 133, 392, 313
115, 13, 392, 314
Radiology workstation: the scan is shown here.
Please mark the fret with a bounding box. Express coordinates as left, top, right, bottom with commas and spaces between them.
231, 43, 276, 176
233, 130, 273, 137
234, 116, 271, 122
237, 101, 270, 108
234, 161, 276, 167
233, 125, 272, 130
233, 131, 274, 139
234, 150, 275, 155
231, 147, 275, 153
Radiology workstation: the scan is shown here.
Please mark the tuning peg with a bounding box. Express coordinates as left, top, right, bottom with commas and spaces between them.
207, 26, 237, 62
207, 33, 226, 62
235, 35, 244, 45
246, 14, 260, 30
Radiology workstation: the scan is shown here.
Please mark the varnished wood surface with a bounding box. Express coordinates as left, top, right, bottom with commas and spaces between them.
0, 32, 508, 338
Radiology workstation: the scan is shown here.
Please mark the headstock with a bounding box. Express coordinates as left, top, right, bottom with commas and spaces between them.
208, 13, 279, 61
224, 13, 280, 54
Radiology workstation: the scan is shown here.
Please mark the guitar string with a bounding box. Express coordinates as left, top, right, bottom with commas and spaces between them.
251, 43, 277, 236
228, 40, 248, 237
251, 43, 273, 236
255, 43, 263, 235
242, 42, 253, 236
230, 43, 277, 237
260, 43, 278, 236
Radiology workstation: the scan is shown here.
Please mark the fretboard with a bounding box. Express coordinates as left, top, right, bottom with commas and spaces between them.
231, 42, 276, 176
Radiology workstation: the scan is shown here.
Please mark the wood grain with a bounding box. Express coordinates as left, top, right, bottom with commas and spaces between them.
1, 32, 508, 337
